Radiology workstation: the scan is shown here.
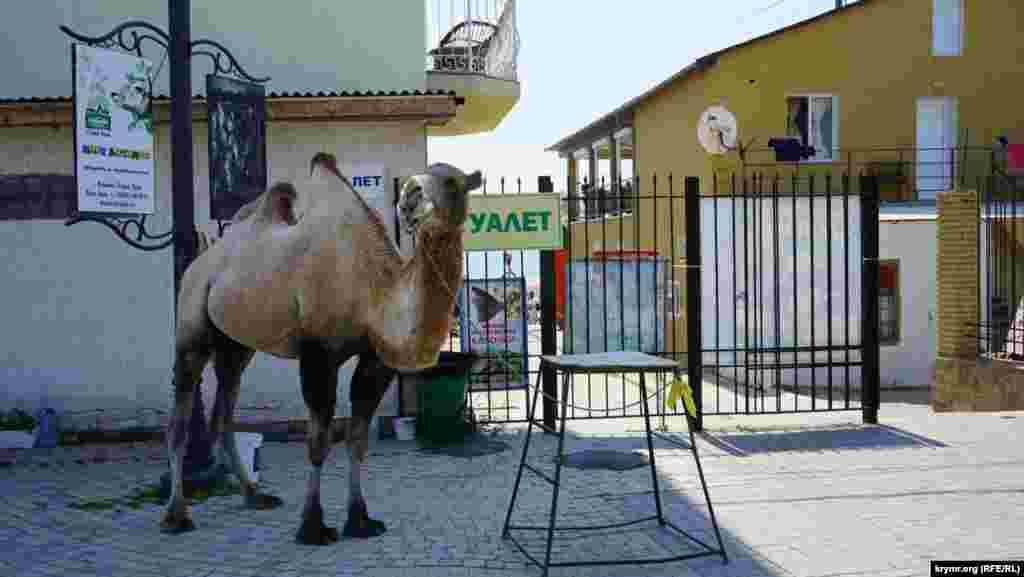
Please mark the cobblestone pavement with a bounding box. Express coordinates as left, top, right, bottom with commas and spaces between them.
2, 398, 1023, 577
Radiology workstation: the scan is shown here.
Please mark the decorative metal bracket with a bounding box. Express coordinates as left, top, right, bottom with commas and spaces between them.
63, 213, 174, 251
60, 21, 268, 251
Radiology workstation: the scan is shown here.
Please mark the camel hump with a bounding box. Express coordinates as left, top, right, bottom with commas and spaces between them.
310, 152, 338, 177
261, 182, 299, 226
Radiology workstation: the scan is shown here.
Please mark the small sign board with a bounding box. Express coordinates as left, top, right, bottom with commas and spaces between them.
458, 277, 529, 391
464, 194, 562, 251
72, 44, 156, 215
208, 75, 267, 221
342, 162, 390, 230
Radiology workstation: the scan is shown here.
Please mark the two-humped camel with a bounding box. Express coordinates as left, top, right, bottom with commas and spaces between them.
163, 153, 480, 544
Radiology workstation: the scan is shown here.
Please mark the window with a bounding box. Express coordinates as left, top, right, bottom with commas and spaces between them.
879, 260, 900, 345
932, 0, 962, 56
785, 95, 837, 162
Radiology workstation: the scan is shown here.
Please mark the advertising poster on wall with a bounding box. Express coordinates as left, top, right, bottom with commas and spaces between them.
458, 277, 529, 391
208, 75, 267, 221
72, 44, 156, 215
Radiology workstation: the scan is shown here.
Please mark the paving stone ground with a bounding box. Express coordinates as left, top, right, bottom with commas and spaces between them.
2, 394, 1023, 577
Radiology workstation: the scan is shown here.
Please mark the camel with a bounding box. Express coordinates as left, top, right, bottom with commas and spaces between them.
162, 152, 481, 544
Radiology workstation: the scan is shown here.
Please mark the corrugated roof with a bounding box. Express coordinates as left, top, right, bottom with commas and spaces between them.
0, 90, 461, 106
546, 0, 877, 154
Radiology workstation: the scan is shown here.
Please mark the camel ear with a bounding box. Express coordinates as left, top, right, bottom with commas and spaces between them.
465, 170, 483, 192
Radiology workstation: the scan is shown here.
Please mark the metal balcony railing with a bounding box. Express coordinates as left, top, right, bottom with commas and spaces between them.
427, 0, 519, 81
729, 145, 997, 203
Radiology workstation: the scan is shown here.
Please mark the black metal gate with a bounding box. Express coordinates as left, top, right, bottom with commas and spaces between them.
688, 172, 879, 430
466, 170, 879, 431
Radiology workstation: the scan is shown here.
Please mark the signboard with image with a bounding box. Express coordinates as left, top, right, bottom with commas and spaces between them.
208, 75, 267, 221
72, 44, 156, 215
458, 277, 529, 391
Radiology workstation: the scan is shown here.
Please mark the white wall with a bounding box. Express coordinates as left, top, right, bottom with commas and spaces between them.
878, 219, 937, 388
698, 199, 937, 392
0, 120, 427, 428
699, 195, 864, 391
0, 0, 426, 100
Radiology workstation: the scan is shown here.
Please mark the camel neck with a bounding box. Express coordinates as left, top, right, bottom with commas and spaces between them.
369, 220, 464, 370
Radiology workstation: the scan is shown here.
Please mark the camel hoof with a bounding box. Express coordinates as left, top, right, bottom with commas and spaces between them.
159, 511, 196, 534
245, 492, 283, 510
295, 504, 339, 546
295, 522, 340, 545
342, 516, 387, 539
342, 499, 387, 539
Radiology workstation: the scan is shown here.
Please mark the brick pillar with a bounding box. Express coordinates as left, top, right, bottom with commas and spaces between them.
936, 190, 979, 359
933, 190, 979, 411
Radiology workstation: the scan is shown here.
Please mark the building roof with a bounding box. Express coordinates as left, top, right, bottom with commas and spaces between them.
546, 0, 877, 155
0, 89, 462, 106
0, 90, 464, 129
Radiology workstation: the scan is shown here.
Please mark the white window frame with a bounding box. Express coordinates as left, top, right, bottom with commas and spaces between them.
784, 93, 839, 163
932, 0, 963, 57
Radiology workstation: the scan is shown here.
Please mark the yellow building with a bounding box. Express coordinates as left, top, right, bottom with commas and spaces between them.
551, 0, 1022, 195
548, 0, 1024, 390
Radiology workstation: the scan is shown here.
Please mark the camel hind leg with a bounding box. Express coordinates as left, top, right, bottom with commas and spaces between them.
208, 332, 282, 509
161, 342, 212, 534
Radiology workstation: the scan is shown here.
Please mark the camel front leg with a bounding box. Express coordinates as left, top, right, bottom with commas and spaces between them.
161, 346, 210, 534
295, 342, 341, 545
343, 352, 395, 539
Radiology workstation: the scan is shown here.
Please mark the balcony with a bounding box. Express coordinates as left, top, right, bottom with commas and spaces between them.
425, 0, 521, 136
706, 145, 1000, 204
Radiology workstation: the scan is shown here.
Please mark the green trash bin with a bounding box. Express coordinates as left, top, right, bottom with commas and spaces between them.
414, 352, 478, 445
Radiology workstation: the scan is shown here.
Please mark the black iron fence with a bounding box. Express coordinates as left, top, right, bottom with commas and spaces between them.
977, 149, 1024, 358
696, 172, 879, 427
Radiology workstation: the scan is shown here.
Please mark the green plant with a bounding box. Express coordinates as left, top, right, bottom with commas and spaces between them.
69, 479, 242, 512
0, 409, 37, 431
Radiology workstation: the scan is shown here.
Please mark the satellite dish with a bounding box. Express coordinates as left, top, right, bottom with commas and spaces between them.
697, 105, 739, 155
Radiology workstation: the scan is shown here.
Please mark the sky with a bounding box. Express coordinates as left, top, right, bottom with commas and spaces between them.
436, 0, 860, 280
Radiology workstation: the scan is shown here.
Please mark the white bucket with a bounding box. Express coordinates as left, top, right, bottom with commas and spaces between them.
0, 431, 35, 449
235, 432, 263, 483
394, 417, 416, 441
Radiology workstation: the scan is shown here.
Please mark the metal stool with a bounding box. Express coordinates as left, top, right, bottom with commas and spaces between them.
502, 351, 727, 576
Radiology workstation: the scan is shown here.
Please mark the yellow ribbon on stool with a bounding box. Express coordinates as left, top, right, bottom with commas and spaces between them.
667, 376, 697, 418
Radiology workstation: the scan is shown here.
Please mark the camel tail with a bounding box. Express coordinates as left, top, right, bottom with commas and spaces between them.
194, 228, 214, 256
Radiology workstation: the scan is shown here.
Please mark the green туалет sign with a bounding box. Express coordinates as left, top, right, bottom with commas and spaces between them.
463, 193, 562, 251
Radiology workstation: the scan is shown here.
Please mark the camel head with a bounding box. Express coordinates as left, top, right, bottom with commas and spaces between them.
398, 163, 482, 234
